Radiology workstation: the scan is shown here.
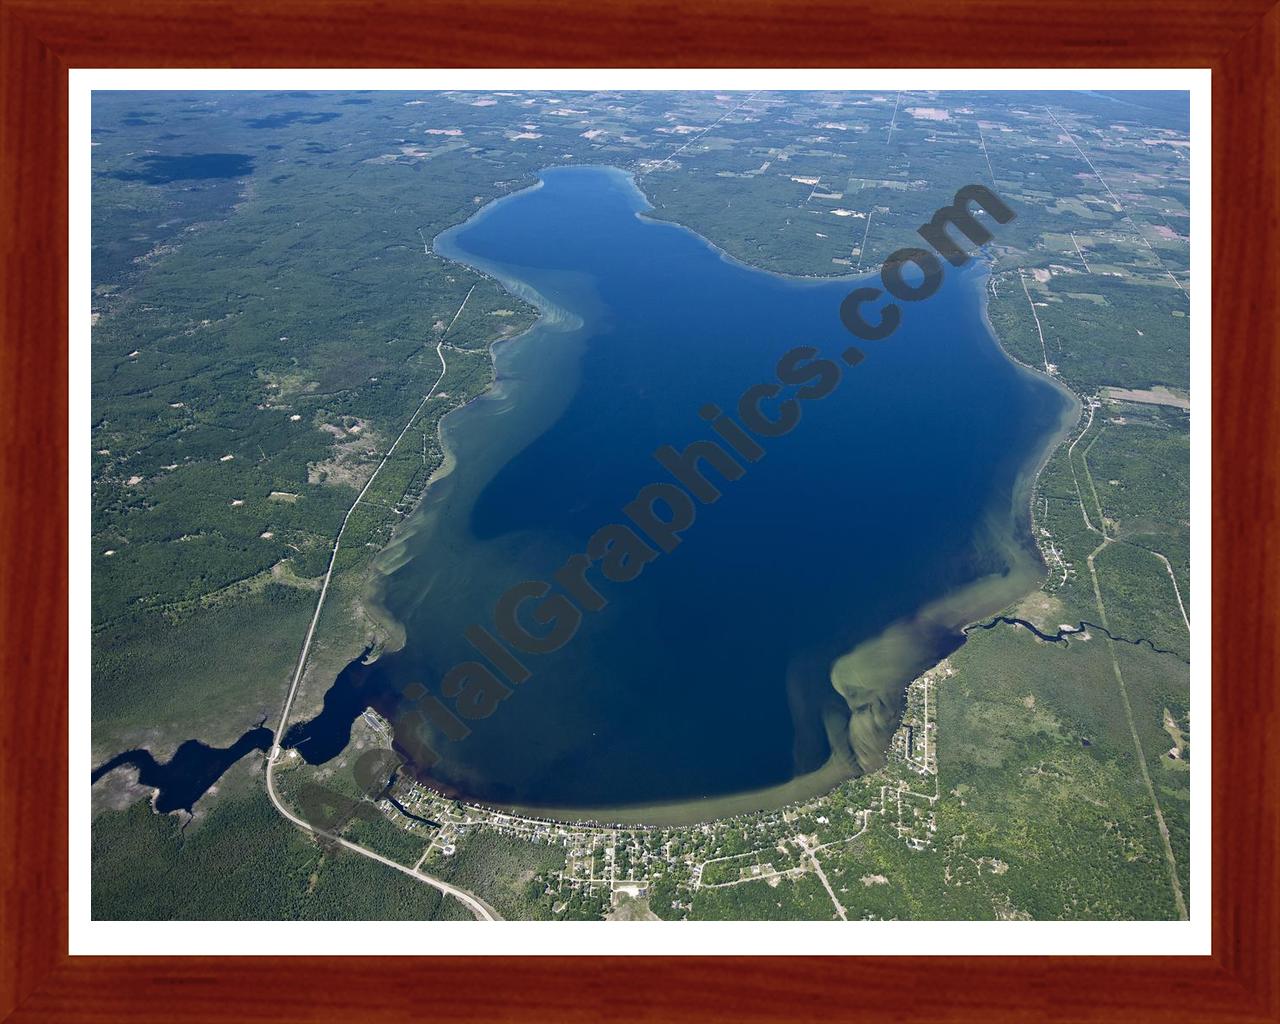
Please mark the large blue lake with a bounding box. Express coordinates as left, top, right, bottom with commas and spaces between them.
286, 165, 1075, 823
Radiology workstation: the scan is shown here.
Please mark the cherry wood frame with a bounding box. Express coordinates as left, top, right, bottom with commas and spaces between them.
3, 1, 1276, 1020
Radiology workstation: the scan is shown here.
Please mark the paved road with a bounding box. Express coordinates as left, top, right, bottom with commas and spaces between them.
265, 752, 498, 920
269, 334, 453, 759
264, 286, 498, 922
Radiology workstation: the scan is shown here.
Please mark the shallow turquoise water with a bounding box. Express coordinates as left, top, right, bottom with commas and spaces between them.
287, 165, 1073, 815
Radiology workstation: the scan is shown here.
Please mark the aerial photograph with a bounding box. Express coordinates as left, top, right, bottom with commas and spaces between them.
89, 87, 1192, 923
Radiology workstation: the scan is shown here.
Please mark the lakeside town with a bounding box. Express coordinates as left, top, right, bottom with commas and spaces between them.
370, 662, 944, 921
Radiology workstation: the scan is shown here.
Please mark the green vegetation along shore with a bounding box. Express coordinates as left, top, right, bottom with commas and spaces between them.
92, 89, 1191, 921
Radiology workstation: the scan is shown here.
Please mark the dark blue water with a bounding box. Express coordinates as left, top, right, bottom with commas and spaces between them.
92, 725, 272, 814
285, 165, 1073, 818
964, 616, 1173, 654
103, 153, 255, 183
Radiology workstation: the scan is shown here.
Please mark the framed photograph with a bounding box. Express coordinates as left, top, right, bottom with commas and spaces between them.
3, 1, 1276, 1020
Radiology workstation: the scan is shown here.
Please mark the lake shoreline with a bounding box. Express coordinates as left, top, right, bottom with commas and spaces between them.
341, 165, 1078, 827
359, 165, 882, 662
94, 167, 1081, 830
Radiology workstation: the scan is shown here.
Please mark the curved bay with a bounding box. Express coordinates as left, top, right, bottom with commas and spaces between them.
287, 165, 1077, 823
